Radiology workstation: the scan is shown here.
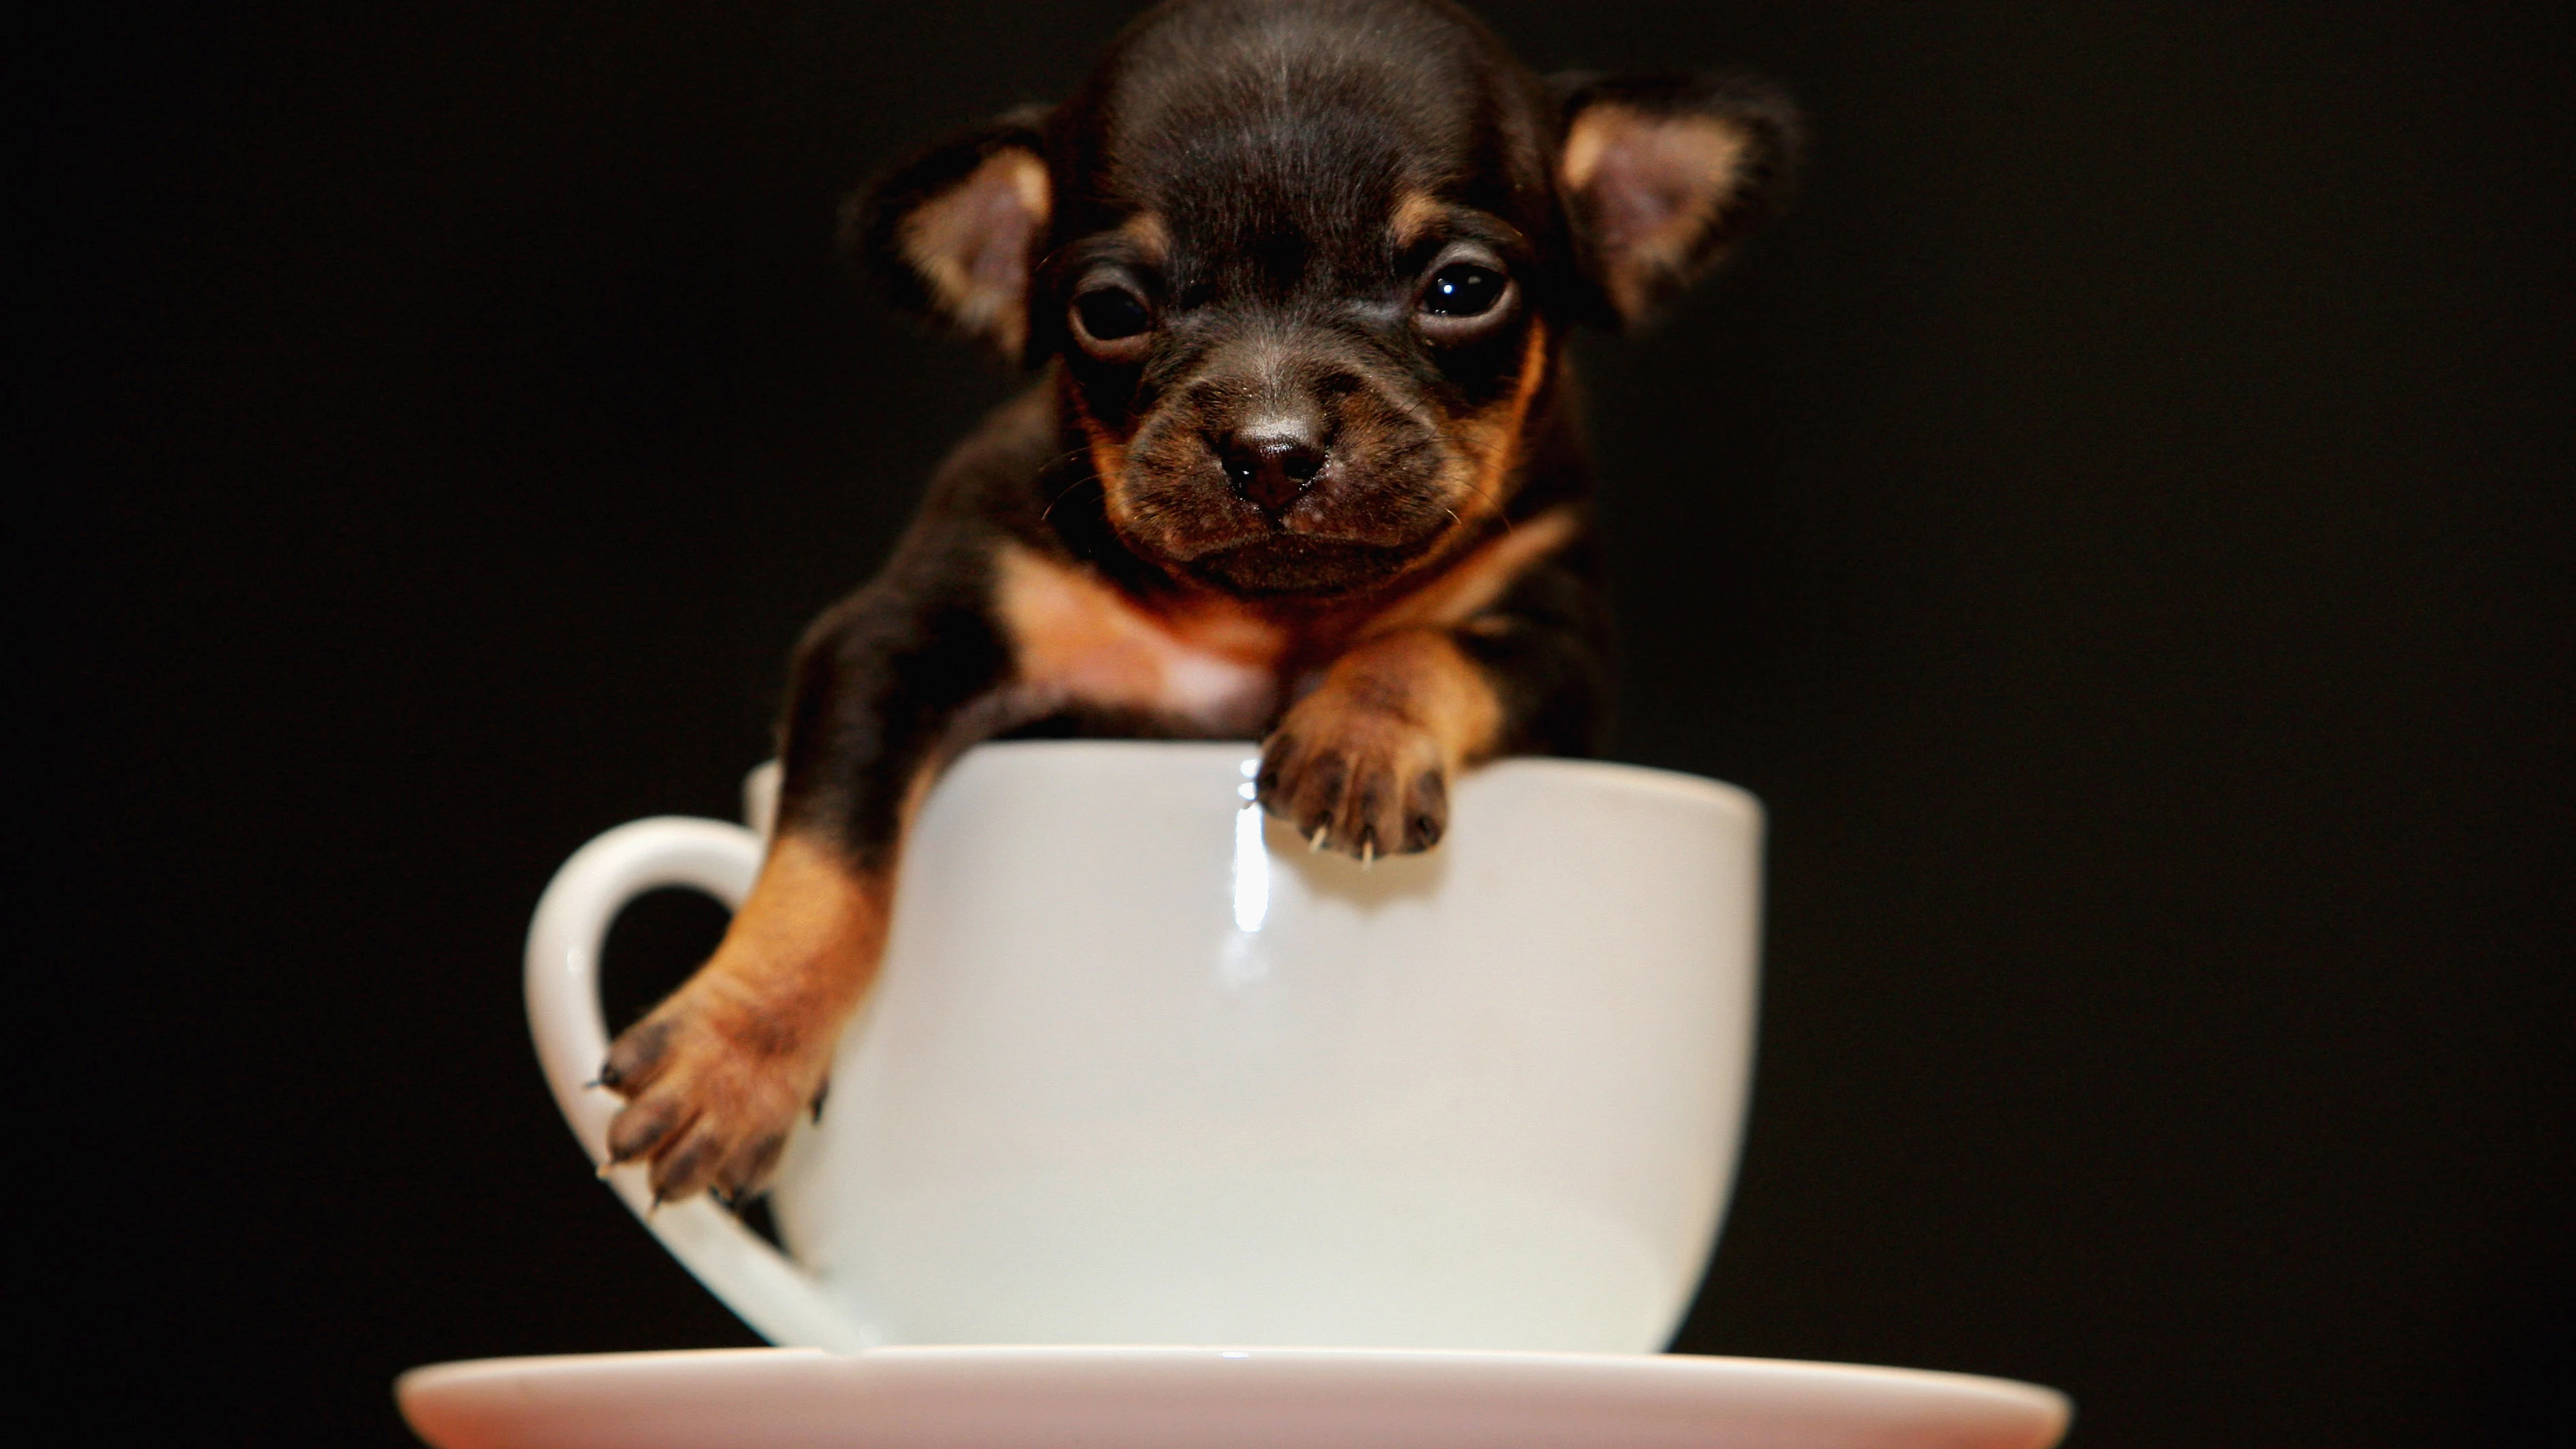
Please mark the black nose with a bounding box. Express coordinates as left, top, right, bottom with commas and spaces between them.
1217, 428, 1327, 519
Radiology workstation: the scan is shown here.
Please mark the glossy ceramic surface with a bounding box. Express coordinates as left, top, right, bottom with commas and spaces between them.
398, 1346, 2071, 1449
528, 742, 1764, 1352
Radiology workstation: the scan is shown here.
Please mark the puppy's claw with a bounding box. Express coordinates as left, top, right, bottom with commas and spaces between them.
1260, 669, 1459, 865
598, 975, 843, 1207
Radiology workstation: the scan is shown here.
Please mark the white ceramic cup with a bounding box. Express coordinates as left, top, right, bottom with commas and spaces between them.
528, 740, 1762, 1354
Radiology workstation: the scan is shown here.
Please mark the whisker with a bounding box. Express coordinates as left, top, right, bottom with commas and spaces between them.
1451, 474, 1514, 530
1041, 470, 1104, 523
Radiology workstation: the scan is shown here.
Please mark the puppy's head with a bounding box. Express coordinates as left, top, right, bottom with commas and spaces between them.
855, 0, 1799, 600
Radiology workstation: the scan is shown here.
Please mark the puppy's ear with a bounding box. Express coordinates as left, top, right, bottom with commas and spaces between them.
1553, 73, 1803, 330
844, 106, 1052, 360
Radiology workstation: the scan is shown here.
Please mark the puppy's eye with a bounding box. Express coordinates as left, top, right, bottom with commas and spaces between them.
1072, 288, 1153, 344
1421, 263, 1506, 318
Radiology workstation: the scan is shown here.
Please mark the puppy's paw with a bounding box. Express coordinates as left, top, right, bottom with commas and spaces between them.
598, 974, 830, 1207
1258, 702, 1451, 860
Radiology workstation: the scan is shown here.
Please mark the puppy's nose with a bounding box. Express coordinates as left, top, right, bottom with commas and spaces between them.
1217, 427, 1327, 519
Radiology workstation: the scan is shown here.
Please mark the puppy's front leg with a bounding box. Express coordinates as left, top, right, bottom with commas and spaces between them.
598, 835, 886, 1205
600, 559, 1010, 1205
1260, 560, 1611, 862
1261, 630, 1491, 861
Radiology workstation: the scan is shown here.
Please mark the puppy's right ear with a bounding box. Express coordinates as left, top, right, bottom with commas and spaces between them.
844, 107, 1052, 361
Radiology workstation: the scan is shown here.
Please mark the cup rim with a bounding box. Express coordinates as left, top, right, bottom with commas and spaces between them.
952, 738, 1765, 830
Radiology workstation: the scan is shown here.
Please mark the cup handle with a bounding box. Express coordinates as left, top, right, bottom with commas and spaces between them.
524, 814, 872, 1352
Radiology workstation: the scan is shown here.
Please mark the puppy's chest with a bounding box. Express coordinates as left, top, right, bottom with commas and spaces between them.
994, 544, 1286, 732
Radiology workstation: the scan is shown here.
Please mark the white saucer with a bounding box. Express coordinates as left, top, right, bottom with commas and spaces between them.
398, 1346, 2071, 1449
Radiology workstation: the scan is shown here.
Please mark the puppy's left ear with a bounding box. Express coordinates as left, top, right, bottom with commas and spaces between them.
844, 105, 1052, 361
1553, 73, 1803, 330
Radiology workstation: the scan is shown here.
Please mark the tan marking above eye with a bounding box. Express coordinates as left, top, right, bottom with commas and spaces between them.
1390, 191, 1449, 250
1118, 210, 1171, 265
1389, 195, 1534, 272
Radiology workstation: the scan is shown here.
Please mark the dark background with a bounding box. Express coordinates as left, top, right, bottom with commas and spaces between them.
31, 2, 2571, 1444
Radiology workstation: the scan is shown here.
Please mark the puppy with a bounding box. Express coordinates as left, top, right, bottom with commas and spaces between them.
598, 0, 1799, 1205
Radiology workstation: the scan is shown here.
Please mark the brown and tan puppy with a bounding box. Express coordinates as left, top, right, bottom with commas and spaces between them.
598, 0, 1800, 1206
